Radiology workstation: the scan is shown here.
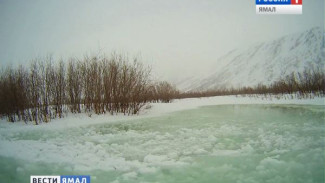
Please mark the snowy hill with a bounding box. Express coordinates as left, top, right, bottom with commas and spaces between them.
178, 27, 324, 92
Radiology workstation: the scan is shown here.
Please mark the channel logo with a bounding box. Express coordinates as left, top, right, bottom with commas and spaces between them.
30, 175, 91, 183
256, 0, 302, 14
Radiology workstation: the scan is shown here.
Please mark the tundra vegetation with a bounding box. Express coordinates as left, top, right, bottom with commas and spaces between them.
0, 54, 178, 124
0, 53, 324, 124
178, 68, 325, 99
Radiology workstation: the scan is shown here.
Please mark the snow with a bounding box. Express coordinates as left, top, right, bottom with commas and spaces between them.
178, 27, 324, 91
0, 95, 324, 183
0, 94, 323, 130
148, 94, 324, 116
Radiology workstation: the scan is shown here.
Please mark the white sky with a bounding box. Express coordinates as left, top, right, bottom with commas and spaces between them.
0, 0, 324, 82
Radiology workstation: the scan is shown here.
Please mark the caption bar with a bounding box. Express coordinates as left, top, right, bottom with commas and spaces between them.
256, 0, 302, 15
30, 175, 91, 183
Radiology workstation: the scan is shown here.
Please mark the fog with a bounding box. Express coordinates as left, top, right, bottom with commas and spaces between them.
0, 0, 323, 82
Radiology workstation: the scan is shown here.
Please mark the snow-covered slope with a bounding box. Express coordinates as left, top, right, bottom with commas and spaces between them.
179, 27, 324, 91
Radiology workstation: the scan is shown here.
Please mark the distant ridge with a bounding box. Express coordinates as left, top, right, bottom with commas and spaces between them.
178, 27, 324, 92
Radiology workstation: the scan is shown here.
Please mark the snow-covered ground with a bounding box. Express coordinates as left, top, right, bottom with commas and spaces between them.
147, 94, 324, 117
0, 95, 324, 183
0, 95, 323, 130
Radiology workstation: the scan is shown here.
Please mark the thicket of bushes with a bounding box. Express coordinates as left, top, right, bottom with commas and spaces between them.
0, 54, 178, 124
1, 53, 323, 125
177, 68, 325, 99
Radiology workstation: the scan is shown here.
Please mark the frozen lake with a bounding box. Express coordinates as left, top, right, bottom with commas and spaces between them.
0, 104, 324, 183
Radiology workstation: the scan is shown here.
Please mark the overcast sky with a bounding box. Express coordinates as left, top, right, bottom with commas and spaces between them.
0, 0, 324, 81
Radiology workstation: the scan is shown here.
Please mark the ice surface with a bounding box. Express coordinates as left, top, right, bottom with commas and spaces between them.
0, 96, 324, 183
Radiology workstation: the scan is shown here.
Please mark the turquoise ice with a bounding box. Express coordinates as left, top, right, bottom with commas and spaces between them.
0, 104, 324, 183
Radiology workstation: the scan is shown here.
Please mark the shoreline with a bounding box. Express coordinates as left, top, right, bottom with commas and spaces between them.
0, 94, 324, 130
